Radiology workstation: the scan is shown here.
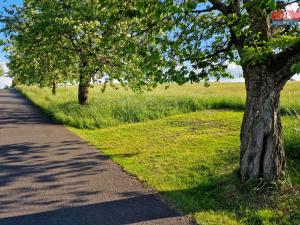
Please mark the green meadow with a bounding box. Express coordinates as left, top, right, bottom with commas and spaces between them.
17, 82, 300, 225
17, 82, 300, 129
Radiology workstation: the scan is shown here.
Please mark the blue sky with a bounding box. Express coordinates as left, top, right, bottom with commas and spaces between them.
0, 0, 23, 62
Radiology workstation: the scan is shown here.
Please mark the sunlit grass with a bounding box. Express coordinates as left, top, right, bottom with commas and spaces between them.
71, 110, 300, 225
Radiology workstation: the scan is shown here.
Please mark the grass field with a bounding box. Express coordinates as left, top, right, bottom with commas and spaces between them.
17, 82, 300, 129
71, 111, 299, 225
17, 83, 300, 225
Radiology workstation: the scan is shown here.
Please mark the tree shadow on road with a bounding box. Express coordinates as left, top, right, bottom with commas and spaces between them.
0, 141, 186, 225
0, 194, 182, 225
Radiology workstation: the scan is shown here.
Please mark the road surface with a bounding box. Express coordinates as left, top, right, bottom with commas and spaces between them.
0, 89, 192, 225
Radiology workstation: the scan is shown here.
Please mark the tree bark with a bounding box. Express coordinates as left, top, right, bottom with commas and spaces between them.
52, 81, 57, 95
240, 65, 286, 183
78, 82, 89, 105
78, 74, 89, 105
78, 57, 90, 105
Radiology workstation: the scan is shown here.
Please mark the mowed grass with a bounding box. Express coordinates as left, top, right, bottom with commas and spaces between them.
17, 82, 300, 129
71, 110, 300, 225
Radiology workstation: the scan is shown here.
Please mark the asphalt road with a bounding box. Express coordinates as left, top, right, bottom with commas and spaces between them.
0, 89, 192, 225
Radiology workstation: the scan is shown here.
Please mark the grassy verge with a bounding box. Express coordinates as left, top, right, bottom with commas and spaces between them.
16, 82, 300, 129
71, 110, 300, 225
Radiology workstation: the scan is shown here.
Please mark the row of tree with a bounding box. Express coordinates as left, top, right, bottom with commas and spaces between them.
1, 0, 300, 184
1, 0, 165, 104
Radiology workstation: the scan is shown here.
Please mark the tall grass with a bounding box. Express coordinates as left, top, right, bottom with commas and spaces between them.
17, 82, 300, 129
284, 114, 300, 159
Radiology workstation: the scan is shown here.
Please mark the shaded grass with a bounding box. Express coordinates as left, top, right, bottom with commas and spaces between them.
71, 110, 300, 225
16, 82, 300, 129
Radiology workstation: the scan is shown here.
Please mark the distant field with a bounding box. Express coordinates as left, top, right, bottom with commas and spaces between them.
17, 82, 300, 129
71, 111, 300, 225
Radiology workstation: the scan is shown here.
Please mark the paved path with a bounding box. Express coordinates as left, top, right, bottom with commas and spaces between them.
0, 90, 192, 225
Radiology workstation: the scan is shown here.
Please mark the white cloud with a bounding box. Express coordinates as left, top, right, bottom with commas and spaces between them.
219, 63, 244, 82
0, 61, 12, 89
286, 2, 299, 11
292, 74, 300, 81
0, 61, 8, 74
0, 77, 12, 89
226, 63, 243, 78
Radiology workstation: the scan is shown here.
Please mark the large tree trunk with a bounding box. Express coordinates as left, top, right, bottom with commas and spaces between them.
52, 81, 57, 96
240, 66, 286, 183
78, 58, 90, 105
78, 81, 89, 105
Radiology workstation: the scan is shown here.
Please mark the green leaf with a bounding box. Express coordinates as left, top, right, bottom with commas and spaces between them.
292, 63, 300, 74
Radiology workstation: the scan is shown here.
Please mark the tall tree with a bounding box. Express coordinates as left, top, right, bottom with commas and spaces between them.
137, 0, 300, 183
1, 0, 161, 104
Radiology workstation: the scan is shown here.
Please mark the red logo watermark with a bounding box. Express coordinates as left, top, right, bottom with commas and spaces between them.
272, 10, 300, 26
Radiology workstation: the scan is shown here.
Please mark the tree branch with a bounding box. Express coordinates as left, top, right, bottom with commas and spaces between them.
208, 0, 233, 15
185, 39, 233, 62
208, 0, 243, 51
270, 41, 300, 86
232, 0, 242, 16
279, 0, 300, 7
190, 7, 215, 14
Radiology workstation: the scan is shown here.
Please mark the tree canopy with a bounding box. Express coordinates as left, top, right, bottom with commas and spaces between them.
1, 0, 299, 92
135, 0, 300, 84
1, 0, 163, 102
